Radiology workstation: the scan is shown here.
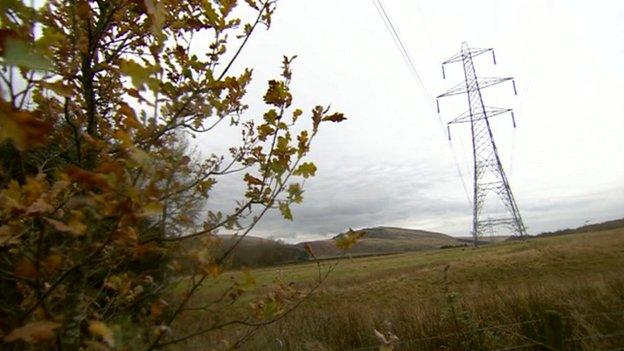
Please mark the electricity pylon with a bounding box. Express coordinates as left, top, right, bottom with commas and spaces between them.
436, 42, 527, 246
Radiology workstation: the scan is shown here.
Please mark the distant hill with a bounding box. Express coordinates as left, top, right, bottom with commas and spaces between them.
218, 235, 307, 268
537, 218, 624, 237
298, 227, 462, 258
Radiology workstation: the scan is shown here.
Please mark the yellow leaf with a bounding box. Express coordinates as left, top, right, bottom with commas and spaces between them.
88, 321, 114, 347
4, 321, 60, 343
143, 201, 163, 216
0, 102, 52, 150
113, 226, 138, 245
335, 229, 366, 251
40, 81, 73, 97
129, 146, 151, 167
46, 216, 86, 236
67, 217, 87, 236
119, 59, 159, 91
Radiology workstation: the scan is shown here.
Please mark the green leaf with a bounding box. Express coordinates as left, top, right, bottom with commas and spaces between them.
287, 183, 303, 204
293, 162, 317, 179
143, 201, 163, 216
1, 37, 52, 71
279, 202, 292, 221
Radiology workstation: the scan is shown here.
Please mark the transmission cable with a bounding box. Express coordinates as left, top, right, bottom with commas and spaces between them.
371, 0, 473, 207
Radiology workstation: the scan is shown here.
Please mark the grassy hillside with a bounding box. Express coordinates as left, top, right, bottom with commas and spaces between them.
176, 226, 624, 350
538, 217, 624, 237
218, 235, 308, 268
298, 226, 462, 258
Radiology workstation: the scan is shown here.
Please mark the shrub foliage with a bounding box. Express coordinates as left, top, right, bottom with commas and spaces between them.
0, 0, 345, 348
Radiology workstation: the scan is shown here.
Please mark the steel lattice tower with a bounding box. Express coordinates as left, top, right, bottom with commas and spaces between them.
436, 42, 527, 246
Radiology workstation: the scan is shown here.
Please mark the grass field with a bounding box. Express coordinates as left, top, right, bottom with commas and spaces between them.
174, 227, 624, 350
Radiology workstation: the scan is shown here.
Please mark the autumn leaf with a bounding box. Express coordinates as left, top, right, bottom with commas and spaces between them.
335, 228, 366, 251
118, 103, 143, 130
142, 201, 164, 216
40, 81, 73, 97
244, 173, 263, 186
14, 258, 37, 279
46, 217, 86, 236
144, 0, 166, 42
297, 130, 309, 156
119, 59, 159, 91
0, 102, 52, 150
311, 105, 323, 133
88, 321, 114, 347
150, 298, 169, 319
293, 162, 317, 179
244, 0, 259, 10
0, 35, 52, 71
113, 226, 138, 245
263, 80, 292, 107
199, 263, 220, 277
4, 321, 61, 343
279, 202, 292, 220
287, 183, 303, 203
292, 108, 302, 123
304, 243, 316, 260
322, 112, 347, 123
43, 255, 63, 274
25, 198, 54, 215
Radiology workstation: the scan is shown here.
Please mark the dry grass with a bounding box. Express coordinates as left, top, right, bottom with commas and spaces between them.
174, 227, 624, 350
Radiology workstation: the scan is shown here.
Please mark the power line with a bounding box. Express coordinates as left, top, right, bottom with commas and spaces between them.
370, 0, 473, 208
371, 0, 431, 103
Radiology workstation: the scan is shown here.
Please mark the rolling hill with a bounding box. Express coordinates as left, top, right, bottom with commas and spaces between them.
297, 226, 462, 258
217, 235, 308, 268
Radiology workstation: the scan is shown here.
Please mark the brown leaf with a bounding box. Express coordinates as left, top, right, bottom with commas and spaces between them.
0, 102, 52, 150
150, 298, 169, 319
88, 321, 114, 347
43, 255, 63, 274
304, 243, 316, 260
4, 321, 60, 343
14, 259, 37, 279
25, 198, 54, 215
244, 173, 263, 186
322, 112, 347, 123
45, 217, 86, 236
263, 80, 292, 107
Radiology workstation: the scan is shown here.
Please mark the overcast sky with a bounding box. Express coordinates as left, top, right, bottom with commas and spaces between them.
199, 0, 624, 243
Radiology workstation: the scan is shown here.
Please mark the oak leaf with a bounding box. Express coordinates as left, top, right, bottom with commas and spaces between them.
4, 321, 60, 343
263, 80, 292, 107
335, 228, 366, 250
88, 321, 114, 347
322, 112, 347, 123
279, 202, 292, 221
14, 258, 37, 279
0, 102, 52, 150
293, 162, 317, 179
